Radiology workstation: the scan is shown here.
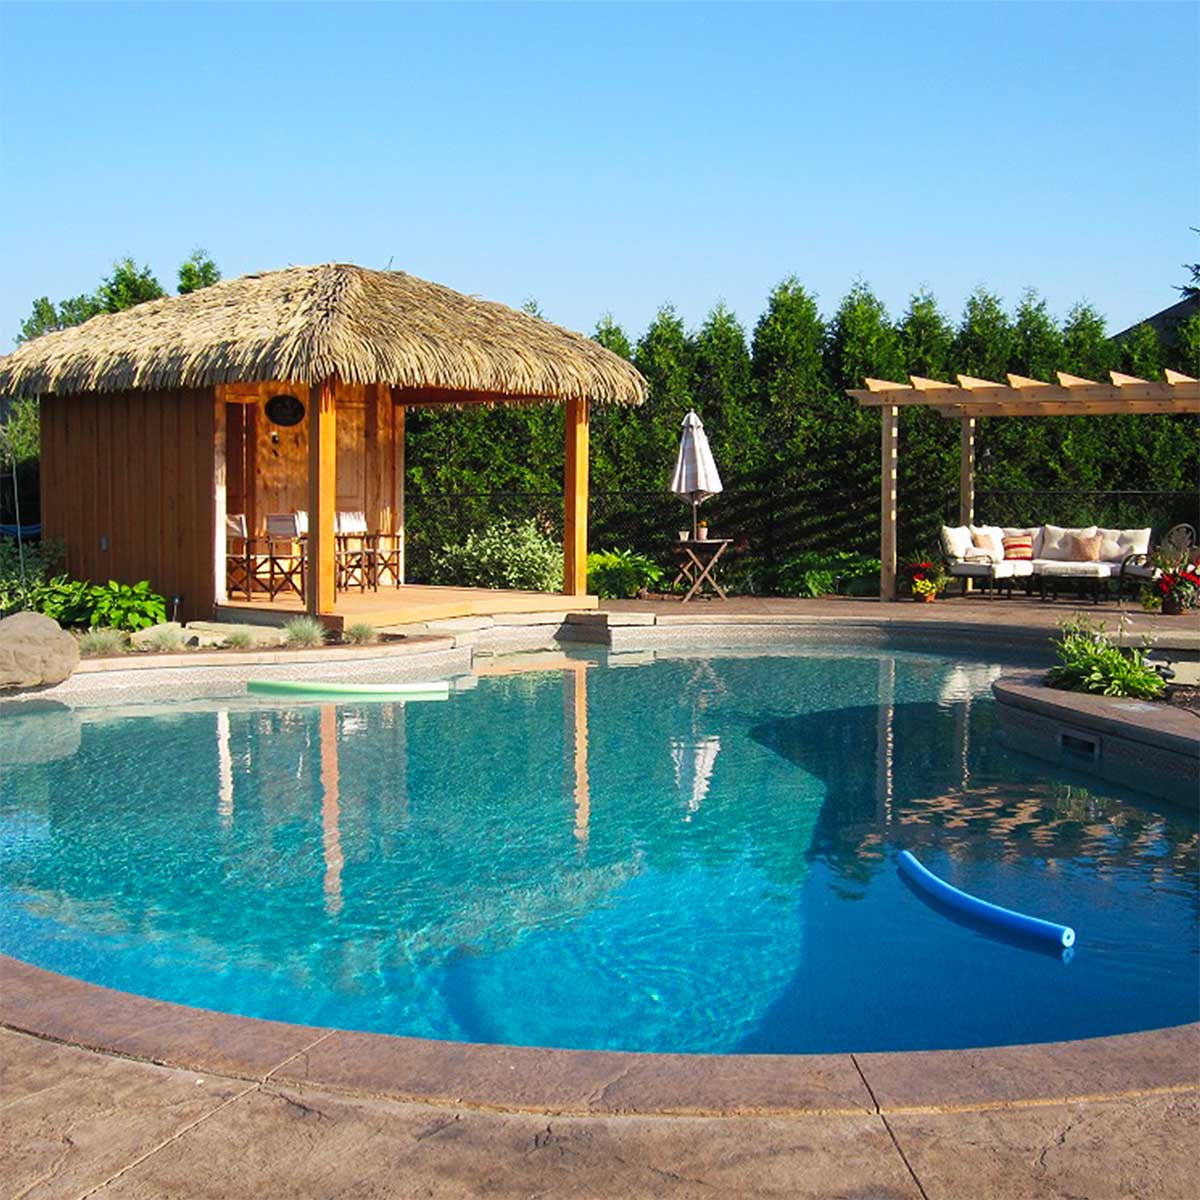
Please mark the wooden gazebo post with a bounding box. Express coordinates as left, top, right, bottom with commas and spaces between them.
563, 396, 590, 596
307, 377, 338, 617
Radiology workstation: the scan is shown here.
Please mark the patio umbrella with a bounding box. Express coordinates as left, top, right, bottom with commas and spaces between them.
670, 410, 723, 539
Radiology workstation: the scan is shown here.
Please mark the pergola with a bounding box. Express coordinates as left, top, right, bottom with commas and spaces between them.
847, 369, 1200, 599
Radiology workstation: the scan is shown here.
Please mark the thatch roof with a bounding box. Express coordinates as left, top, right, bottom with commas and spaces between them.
0, 264, 646, 405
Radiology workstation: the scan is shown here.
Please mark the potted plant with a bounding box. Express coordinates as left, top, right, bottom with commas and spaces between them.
697, 519, 709, 541
903, 557, 947, 602
1154, 566, 1200, 615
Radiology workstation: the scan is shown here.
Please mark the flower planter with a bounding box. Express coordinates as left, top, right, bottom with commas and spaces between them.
1162, 596, 1183, 616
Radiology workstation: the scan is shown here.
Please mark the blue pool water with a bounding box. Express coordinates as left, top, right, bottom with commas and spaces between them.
1, 646, 1196, 1054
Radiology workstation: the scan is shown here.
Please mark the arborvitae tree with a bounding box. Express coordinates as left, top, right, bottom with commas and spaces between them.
825, 282, 904, 526
629, 305, 694, 480
692, 302, 756, 472
826, 281, 904, 392
1170, 313, 1200, 376
592, 313, 633, 360
976, 291, 1064, 495
1060, 302, 1117, 379
1010, 290, 1063, 382
897, 291, 955, 381
1118, 322, 1164, 379
178, 250, 221, 295
893, 292, 958, 548
751, 278, 827, 466
954, 287, 1012, 381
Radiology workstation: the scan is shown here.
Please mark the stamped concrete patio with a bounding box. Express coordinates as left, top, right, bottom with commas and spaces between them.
3, 1021, 1197, 1200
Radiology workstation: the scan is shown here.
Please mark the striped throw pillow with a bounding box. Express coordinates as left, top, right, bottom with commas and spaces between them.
1003, 534, 1033, 560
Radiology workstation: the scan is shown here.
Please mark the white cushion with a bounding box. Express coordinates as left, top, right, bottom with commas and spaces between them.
1003, 526, 1045, 558
970, 524, 1005, 560
1096, 527, 1151, 560
948, 560, 1030, 579
941, 525, 973, 560
1032, 559, 1115, 578
1040, 525, 1097, 561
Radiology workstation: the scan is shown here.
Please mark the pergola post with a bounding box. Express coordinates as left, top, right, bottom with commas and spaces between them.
563, 396, 589, 596
959, 415, 976, 526
880, 403, 898, 600
307, 377, 337, 616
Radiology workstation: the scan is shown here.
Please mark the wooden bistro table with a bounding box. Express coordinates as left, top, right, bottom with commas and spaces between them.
672, 537, 733, 602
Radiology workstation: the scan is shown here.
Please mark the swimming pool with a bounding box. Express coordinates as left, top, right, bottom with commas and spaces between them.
1, 646, 1195, 1055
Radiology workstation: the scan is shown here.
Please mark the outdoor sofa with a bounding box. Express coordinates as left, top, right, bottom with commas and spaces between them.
940, 524, 1152, 601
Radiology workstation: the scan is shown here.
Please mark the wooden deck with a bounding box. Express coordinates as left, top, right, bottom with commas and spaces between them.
215, 585, 599, 630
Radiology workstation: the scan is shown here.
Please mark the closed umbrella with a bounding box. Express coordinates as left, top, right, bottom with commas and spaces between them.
670, 410, 723, 539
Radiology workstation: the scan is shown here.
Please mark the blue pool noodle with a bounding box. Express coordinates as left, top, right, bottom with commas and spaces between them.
898, 850, 1075, 949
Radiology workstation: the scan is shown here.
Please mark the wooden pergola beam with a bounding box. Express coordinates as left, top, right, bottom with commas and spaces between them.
934, 399, 1199, 417
849, 372, 1200, 411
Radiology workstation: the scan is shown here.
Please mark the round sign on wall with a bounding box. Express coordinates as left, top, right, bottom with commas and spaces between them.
265, 394, 305, 427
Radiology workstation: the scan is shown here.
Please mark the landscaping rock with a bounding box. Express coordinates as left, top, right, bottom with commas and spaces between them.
130, 621, 185, 650
184, 621, 287, 648
0, 612, 80, 691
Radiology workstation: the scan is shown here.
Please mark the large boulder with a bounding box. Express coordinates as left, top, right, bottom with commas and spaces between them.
0, 611, 80, 691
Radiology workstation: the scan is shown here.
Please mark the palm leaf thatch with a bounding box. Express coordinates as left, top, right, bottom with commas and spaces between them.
0, 264, 647, 405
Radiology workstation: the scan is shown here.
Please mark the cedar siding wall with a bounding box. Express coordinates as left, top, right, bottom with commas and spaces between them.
40, 388, 217, 622
223, 383, 400, 537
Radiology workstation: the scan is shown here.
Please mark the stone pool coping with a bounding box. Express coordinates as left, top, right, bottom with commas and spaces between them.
993, 674, 1200, 760
1, 955, 1195, 1117
5, 608, 1197, 1118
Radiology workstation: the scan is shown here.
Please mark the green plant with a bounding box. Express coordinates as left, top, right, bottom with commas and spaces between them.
0, 537, 66, 616
902, 554, 949, 596
586, 549, 664, 599
1046, 616, 1166, 700
222, 629, 254, 650
430, 517, 563, 592
77, 627, 128, 656
20, 575, 95, 626
86, 580, 167, 631
283, 616, 327, 648
774, 551, 881, 598
139, 625, 185, 653
344, 622, 379, 645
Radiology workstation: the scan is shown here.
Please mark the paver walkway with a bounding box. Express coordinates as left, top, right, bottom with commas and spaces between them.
3, 1027, 1196, 1199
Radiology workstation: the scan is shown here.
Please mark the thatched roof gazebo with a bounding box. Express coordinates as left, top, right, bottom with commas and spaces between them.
0, 264, 646, 623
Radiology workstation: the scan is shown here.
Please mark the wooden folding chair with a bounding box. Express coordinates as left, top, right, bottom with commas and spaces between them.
335, 510, 377, 592
225, 513, 254, 601
263, 513, 306, 600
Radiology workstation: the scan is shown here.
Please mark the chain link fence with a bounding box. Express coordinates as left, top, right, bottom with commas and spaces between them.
405, 487, 1199, 593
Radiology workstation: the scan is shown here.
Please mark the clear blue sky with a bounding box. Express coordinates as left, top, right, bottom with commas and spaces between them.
0, 1, 1195, 351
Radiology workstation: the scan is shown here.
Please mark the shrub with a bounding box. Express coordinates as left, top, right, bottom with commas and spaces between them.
21, 576, 95, 626
86, 580, 167, 631
1046, 616, 1165, 701
77, 627, 128, 656
283, 616, 327, 648
586, 549, 664, 599
222, 629, 254, 650
429, 517, 563, 592
0, 537, 66, 616
774, 551, 882, 598
344, 622, 379, 645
